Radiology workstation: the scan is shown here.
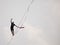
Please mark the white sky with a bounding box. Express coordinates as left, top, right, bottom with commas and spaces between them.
0, 0, 60, 45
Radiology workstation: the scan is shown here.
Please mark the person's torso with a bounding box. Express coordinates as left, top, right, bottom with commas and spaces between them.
11, 23, 15, 29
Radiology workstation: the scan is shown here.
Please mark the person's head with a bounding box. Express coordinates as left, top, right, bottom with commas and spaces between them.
11, 18, 14, 21
12, 21, 14, 23
11, 18, 13, 20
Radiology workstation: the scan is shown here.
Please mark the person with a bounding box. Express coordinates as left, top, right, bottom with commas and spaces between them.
10, 18, 24, 36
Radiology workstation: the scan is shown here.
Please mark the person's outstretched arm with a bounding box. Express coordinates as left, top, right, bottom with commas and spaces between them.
15, 25, 19, 28
15, 25, 24, 29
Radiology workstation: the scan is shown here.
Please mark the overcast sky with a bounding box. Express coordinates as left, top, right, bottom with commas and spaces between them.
0, 0, 60, 45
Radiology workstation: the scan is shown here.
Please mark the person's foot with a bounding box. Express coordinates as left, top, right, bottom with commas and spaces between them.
12, 32, 14, 36
12, 34, 14, 36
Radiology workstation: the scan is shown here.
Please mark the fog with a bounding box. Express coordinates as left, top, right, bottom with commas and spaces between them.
0, 0, 60, 45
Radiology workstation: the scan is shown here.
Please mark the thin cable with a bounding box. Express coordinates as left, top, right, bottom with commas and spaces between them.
15, 0, 34, 35
7, 0, 34, 45
20, 0, 34, 27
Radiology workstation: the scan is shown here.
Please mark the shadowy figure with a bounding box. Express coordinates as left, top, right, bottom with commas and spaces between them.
10, 18, 24, 36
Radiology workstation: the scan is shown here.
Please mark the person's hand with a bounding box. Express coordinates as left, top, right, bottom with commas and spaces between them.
19, 27, 24, 29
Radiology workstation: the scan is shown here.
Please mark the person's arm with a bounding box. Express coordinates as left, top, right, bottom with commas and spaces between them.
15, 25, 20, 28
15, 24, 24, 29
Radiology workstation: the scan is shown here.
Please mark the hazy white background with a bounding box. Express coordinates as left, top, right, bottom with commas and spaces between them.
0, 0, 60, 45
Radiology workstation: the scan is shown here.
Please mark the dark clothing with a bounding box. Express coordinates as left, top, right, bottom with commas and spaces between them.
10, 21, 24, 36
10, 22, 15, 30
10, 22, 15, 36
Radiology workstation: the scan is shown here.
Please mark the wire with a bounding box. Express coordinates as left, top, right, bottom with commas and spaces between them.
7, 0, 34, 45
19, 0, 34, 27
15, 0, 34, 35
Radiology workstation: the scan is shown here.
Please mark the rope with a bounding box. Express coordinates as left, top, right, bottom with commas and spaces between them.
7, 0, 34, 45
19, 0, 34, 27
15, 0, 34, 35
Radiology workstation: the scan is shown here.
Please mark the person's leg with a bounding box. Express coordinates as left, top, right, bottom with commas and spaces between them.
11, 29, 14, 36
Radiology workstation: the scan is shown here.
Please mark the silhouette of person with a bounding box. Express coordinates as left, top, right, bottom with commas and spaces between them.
10, 18, 24, 36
